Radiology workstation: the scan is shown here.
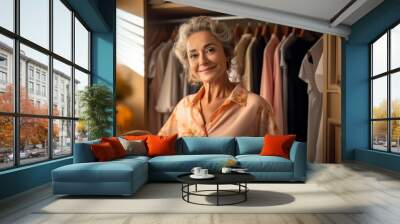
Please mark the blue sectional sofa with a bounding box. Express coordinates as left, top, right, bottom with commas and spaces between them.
52, 137, 306, 196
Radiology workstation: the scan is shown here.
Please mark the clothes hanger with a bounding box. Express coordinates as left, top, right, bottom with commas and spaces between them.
299, 28, 305, 38
261, 23, 270, 42
244, 22, 252, 34
254, 23, 262, 37
273, 24, 278, 35
170, 26, 178, 41
149, 29, 160, 47
283, 26, 291, 38
234, 23, 243, 43
260, 23, 267, 37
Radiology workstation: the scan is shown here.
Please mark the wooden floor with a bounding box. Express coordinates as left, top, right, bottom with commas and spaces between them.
1, 162, 400, 224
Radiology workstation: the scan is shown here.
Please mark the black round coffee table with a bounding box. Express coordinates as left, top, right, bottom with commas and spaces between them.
177, 173, 255, 206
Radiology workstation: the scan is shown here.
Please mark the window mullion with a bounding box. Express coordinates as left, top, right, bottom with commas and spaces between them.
13, 0, 20, 167
71, 11, 76, 154
370, 45, 373, 149
49, 0, 53, 160
388, 30, 391, 152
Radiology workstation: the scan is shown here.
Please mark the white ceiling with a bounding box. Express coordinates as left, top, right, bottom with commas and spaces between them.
225, 0, 352, 23
170, 0, 384, 38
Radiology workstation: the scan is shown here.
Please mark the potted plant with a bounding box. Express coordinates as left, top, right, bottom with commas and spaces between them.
79, 84, 113, 140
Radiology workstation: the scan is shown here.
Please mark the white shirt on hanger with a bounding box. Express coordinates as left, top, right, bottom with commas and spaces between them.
299, 37, 323, 162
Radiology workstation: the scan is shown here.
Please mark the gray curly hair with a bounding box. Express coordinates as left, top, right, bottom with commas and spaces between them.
174, 16, 234, 82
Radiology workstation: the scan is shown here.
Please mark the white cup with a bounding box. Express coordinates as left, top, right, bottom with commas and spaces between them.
221, 167, 232, 174
200, 169, 208, 176
191, 167, 202, 176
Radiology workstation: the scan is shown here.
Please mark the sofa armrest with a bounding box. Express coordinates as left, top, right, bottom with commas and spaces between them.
289, 141, 307, 181
73, 140, 100, 163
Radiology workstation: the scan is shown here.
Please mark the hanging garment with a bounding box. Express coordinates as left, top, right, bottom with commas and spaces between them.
271, 35, 286, 134
147, 42, 165, 134
148, 42, 165, 79
232, 34, 252, 79
158, 84, 278, 137
156, 48, 184, 113
243, 37, 257, 90
181, 71, 189, 97
260, 33, 280, 106
315, 52, 326, 163
148, 40, 173, 134
299, 37, 323, 162
285, 37, 314, 142
280, 32, 296, 134
251, 36, 266, 94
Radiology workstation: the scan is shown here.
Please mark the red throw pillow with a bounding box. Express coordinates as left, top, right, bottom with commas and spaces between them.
260, 135, 296, 159
146, 134, 177, 157
91, 142, 117, 161
101, 137, 126, 158
123, 135, 149, 141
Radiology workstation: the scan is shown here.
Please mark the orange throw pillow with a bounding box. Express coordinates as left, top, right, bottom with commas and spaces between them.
260, 135, 296, 159
146, 134, 178, 157
101, 137, 126, 158
123, 135, 149, 141
91, 142, 117, 161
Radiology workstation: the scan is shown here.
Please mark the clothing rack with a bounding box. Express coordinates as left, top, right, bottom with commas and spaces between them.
149, 15, 245, 25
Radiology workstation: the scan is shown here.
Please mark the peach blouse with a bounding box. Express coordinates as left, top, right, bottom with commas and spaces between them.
158, 84, 278, 137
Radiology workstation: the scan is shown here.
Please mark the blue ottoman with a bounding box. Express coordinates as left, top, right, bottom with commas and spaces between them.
52, 156, 148, 196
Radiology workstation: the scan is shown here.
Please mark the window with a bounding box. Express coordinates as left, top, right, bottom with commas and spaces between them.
20, 0, 49, 49
0, 54, 7, 85
28, 81, 34, 94
0, 0, 91, 170
0, 54, 7, 67
42, 85, 46, 97
75, 18, 89, 70
0, 71, 6, 85
53, 59, 71, 116
28, 67, 34, 80
370, 23, 400, 154
0, 0, 14, 32
53, 0, 72, 60
36, 83, 40, 95
35, 70, 40, 81
0, 35, 14, 114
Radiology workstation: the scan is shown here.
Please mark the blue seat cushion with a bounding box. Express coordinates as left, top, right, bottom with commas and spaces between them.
52, 159, 147, 183
235, 137, 264, 155
116, 155, 150, 163
149, 154, 235, 172
236, 155, 293, 172
178, 137, 235, 155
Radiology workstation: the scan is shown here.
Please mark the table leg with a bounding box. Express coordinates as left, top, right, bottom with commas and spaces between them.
245, 183, 247, 201
217, 184, 219, 206
187, 184, 190, 202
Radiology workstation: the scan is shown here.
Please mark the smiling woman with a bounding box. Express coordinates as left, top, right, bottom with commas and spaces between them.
158, 16, 278, 137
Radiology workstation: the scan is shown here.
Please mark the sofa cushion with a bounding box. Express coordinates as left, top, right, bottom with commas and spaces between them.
147, 134, 177, 157
236, 155, 293, 172
101, 137, 127, 158
178, 137, 235, 155
118, 138, 147, 156
123, 135, 149, 141
235, 137, 264, 155
91, 142, 118, 161
148, 154, 235, 172
260, 135, 296, 159
73, 139, 101, 163
52, 158, 147, 183
115, 155, 150, 163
